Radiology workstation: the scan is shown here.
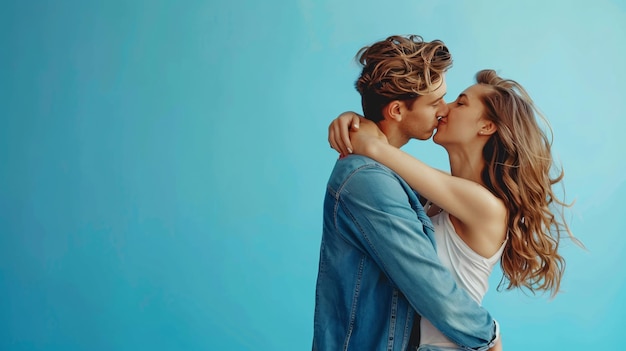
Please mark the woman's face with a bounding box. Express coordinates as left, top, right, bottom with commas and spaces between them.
433, 83, 491, 147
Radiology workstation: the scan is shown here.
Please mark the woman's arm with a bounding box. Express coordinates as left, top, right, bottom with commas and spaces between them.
344, 115, 505, 233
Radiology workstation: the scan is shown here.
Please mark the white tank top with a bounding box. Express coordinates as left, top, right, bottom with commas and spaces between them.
420, 211, 507, 347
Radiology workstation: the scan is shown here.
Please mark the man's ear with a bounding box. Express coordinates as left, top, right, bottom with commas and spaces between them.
382, 100, 403, 122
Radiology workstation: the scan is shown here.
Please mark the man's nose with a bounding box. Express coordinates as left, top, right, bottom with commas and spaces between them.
438, 100, 450, 116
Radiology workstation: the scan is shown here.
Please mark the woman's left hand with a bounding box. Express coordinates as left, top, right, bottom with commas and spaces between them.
328, 112, 361, 157
328, 112, 387, 157
349, 117, 388, 156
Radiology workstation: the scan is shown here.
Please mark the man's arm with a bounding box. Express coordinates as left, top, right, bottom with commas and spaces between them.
336, 164, 498, 350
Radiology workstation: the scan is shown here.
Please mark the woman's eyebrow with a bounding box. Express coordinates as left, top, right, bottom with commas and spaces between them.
457, 93, 469, 102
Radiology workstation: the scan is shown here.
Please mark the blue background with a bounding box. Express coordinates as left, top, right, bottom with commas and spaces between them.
1, 0, 625, 350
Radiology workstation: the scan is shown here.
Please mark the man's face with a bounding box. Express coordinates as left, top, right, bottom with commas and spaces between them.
398, 78, 449, 141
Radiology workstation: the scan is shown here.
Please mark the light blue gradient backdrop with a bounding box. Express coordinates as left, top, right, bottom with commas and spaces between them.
1, 1, 624, 350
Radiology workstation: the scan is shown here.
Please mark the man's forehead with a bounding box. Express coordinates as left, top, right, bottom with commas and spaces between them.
423, 79, 447, 101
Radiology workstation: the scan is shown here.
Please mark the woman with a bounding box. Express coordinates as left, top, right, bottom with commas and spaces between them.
328, 69, 581, 350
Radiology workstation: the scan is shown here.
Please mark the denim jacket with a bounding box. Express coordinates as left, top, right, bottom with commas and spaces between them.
313, 155, 498, 351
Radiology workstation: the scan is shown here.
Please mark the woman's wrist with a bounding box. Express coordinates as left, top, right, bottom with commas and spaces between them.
362, 139, 386, 160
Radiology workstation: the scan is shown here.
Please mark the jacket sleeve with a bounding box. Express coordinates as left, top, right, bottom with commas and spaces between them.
334, 165, 498, 351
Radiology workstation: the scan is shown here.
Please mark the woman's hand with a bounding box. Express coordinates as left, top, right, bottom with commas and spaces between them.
328, 112, 361, 157
328, 112, 388, 157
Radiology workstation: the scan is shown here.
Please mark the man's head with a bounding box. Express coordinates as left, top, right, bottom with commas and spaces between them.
355, 35, 452, 146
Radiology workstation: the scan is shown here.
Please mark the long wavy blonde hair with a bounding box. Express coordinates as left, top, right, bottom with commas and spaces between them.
477, 69, 582, 297
354, 35, 452, 122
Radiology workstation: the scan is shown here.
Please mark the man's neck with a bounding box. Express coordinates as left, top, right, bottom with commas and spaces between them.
378, 122, 408, 148
387, 135, 408, 148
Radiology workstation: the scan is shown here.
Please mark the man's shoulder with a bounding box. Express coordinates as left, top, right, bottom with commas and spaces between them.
327, 155, 404, 190
330, 155, 389, 178
335, 154, 387, 169
325, 155, 428, 227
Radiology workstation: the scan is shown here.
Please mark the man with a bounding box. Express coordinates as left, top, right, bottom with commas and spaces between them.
313, 35, 500, 351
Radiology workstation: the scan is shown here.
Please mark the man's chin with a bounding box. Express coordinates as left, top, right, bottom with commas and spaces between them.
417, 132, 436, 141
